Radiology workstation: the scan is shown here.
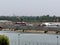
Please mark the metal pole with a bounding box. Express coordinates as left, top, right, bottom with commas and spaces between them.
57, 36, 58, 45
18, 33, 20, 45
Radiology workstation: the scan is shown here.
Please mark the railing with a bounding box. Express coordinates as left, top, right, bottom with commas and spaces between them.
0, 31, 60, 45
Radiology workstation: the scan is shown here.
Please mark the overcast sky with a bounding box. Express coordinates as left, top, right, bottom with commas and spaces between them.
0, 0, 60, 16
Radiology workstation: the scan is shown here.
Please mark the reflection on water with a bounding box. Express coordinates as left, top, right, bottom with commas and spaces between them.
0, 31, 60, 45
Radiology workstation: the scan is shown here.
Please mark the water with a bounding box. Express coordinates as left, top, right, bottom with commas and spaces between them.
0, 31, 60, 45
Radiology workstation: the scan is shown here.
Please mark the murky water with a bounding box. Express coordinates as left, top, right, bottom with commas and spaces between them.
0, 31, 60, 45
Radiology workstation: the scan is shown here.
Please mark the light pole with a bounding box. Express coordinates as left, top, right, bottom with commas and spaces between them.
57, 36, 59, 45
18, 33, 20, 45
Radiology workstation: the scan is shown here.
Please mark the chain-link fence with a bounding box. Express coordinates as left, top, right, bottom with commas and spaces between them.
0, 31, 60, 45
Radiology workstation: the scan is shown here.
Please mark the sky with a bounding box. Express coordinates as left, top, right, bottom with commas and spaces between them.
0, 0, 60, 16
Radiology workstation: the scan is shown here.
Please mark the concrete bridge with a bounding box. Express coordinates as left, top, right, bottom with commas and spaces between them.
1, 25, 60, 34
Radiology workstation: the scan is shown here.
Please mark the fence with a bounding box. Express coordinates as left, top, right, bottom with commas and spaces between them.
0, 31, 60, 45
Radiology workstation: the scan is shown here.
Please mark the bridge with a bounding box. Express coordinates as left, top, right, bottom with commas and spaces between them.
1, 25, 60, 34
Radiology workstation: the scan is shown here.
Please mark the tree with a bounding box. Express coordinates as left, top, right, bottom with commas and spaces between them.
0, 35, 9, 45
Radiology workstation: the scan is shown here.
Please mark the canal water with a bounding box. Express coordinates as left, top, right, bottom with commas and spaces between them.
0, 31, 60, 45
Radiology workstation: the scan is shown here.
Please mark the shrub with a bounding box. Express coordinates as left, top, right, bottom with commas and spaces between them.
0, 35, 9, 45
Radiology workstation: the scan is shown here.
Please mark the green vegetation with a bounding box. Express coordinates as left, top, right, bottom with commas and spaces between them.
0, 15, 60, 22
0, 35, 9, 45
